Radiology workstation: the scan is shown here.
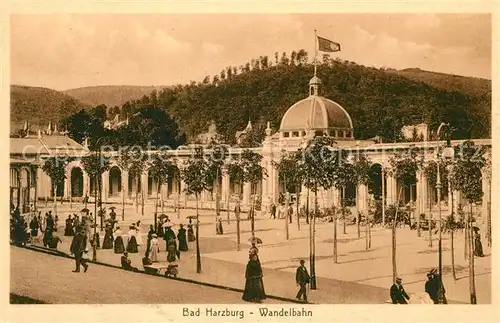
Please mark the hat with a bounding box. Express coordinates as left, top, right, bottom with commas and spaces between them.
396, 277, 402, 282
430, 269, 437, 275
84, 248, 89, 252
300, 260, 305, 264
152, 233, 157, 237
124, 251, 128, 255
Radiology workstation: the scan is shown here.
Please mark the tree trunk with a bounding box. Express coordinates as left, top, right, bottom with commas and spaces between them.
236, 200, 241, 251
465, 210, 469, 261
195, 193, 202, 274
53, 183, 57, 216
429, 186, 433, 248
285, 192, 289, 240
135, 177, 139, 214
306, 186, 310, 224
296, 184, 300, 231
251, 192, 256, 239
98, 174, 103, 231
226, 192, 230, 225
469, 202, 476, 304
365, 210, 369, 250
155, 180, 160, 228
368, 210, 372, 249
92, 175, 98, 262
215, 169, 220, 217
451, 223, 457, 280
121, 177, 125, 221
392, 186, 404, 283
310, 188, 317, 290
333, 209, 338, 263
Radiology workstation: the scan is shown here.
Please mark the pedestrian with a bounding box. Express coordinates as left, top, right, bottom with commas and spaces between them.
474, 228, 484, 257
163, 225, 176, 247
425, 272, 438, 304
177, 224, 188, 251
102, 222, 114, 249
70, 228, 88, 273
127, 225, 139, 253
146, 224, 155, 255
64, 215, 74, 236
429, 269, 447, 304
113, 226, 125, 254
167, 237, 180, 262
149, 234, 160, 262
46, 212, 54, 231
48, 230, 62, 249
187, 223, 196, 242
216, 216, 224, 235
242, 254, 266, 303
249, 243, 259, 261
42, 227, 53, 247
29, 216, 39, 237
121, 251, 138, 272
135, 221, 143, 246
288, 205, 293, 224
390, 277, 410, 304
270, 203, 276, 219
295, 260, 310, 303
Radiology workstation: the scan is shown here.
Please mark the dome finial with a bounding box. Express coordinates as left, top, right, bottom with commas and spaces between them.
265, 121, 272, 136
309, 76, 321, 96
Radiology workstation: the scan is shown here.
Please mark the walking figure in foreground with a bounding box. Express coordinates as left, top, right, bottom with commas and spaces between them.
296, 260, 310, 303
242, 254, 266, 303
70, 227, 89, 273
390, 277, 410, 304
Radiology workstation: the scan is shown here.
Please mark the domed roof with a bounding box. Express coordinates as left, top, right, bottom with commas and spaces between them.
279, 95, 353, 131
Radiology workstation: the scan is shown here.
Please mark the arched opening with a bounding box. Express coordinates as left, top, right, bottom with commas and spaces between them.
148, 170, 156, 197
229, 177, 242, 197
128, 174, 141, 198
71, 167, 84, 197
341, 182, 356, 206
369, 164, 385, 200
108, 166, 122, 196
51, 179, 64, 198
10, 168, 20, 208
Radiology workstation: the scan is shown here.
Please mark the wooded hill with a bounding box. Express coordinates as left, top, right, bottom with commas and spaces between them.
123, 54, 490, 143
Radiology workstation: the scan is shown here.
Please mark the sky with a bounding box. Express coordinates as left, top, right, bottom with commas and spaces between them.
10, 13, 491, 91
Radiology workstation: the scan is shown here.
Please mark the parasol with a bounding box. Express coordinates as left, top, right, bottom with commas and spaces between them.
162, 221, 174, 228
159, 214, 169, 220
109, 206, 116, 210
186, 215, 197, 220
80, 208, 90, 213
248, 237, 263, 244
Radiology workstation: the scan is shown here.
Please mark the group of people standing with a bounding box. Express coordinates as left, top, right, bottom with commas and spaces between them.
269, 203, 294, 224
29, 211, 62, 249
390, 270, 448, 304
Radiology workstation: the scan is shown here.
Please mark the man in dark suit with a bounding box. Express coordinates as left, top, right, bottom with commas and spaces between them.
70, 227, 88, 273
390, 277, 410, 304
295, 260, 310, 303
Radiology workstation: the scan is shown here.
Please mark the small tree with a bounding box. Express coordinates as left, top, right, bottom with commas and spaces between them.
388, 149, 423, 283
181, 147, 209, 274
227, 159, 245, 250
352, 154, 374, 248
274, 151, 304, 232
149, 152, 178, 227
205, 145, 229, 228
240, 149, 267, 239
42, 156, 70, 217
450, 140, 485, 304
81, 153, 111, 261
128, 149, 147, 215
301, 136, 338, 289
116, 147, 133, 221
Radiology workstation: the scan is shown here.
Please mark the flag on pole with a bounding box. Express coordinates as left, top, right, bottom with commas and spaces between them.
317, 36, 341, 52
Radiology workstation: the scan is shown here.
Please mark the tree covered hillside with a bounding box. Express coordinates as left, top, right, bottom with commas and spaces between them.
131, 53, 490, 143
10, 85, 89, 131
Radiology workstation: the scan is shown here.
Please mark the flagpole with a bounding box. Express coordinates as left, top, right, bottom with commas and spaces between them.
314, 29, 318, 77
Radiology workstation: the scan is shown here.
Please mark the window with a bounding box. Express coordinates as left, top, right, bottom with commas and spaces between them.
283, 132, 290, 138
292, 131, 300, 137
338, 130, 344, 138
345, 131, 351, 138
302, 131, 306, 136
315, 130, 324, 137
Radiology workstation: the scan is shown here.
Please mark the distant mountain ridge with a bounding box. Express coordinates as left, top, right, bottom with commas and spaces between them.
63, 85, 170, 108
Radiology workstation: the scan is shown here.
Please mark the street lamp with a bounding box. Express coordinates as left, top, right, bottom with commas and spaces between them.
435, 122, 454, 304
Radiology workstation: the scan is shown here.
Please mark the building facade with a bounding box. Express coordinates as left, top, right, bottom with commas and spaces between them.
10, 76, 492, 219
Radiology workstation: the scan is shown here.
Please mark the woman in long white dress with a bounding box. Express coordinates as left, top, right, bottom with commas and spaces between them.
149, 234, 160, 262
135, 222, 144, 246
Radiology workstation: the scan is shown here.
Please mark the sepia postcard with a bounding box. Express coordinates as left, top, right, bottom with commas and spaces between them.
2, 4, 498, 323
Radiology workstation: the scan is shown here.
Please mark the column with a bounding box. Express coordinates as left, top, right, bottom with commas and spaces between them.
243, 182, 251, 206
141, 173, 148, 200
102, 171, 109, 203
454, 190, 461, 215
122, 170, 129, 201
222, 173, 230, 201
180, 180, 187, 207
415, 171, 423, 217
36, 168, 44, 199
357, 184, 368, 213
386, 175, 397, 205
332, 188, 341, 207
83, 172, 89, 198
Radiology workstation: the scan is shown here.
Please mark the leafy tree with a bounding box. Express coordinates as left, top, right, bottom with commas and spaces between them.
226, 158, 245, 250
92, 104, 108, 121
274, 151, 304, 231
42, 156, 70, 216
352, 154, 374, 248
128, 149, 148, 215
240, 149, 267, 239
388, 149, 423, 283
148, 151, 179, 222
181, 147, 209, 273
449, 140, 485, 304
205, 145, 229, 225
300, 136, 338, 289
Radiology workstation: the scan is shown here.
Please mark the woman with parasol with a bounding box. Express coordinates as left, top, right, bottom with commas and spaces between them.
186, 215, 196, 242
242, 254, 266, 303
177, 224, 188, 252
